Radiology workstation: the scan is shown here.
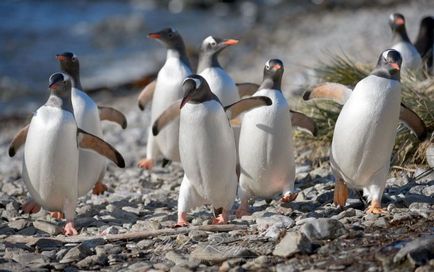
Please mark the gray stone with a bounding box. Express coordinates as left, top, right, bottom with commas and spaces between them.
127, 262, 152, 271
33, 220, 62, 235
11, 251, 48, 268
8, 219, 28, 230
273, 231, 313, 257
137, 239, 154, 249
300, 218, 347, 240
35, 238, 63, 251
165, 250, 189, 266
422, 185, 434, 197
60, 244, 93, 263
190, 245, 255, 263
393, 235, 434, 266
76, 254, 108, 268
256, 214, 295, 232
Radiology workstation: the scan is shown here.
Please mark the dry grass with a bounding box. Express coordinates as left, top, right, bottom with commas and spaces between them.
297, 53, 434, 167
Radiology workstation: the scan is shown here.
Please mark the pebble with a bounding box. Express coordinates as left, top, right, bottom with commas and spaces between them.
33, 220, 62, 235
300, 218, 347, 240
273, 231, 313, 257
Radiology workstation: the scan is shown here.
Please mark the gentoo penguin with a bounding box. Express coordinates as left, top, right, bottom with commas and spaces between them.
197, 36, 240, 107
389, 13, 422, 71
414, 16, 434, 72
137, 28, 192, 169
331, 49, 403, 214
236, 59, 299, 218
9, 73, 125, 235
56, 52, 127, 197
152, 75, 272, 226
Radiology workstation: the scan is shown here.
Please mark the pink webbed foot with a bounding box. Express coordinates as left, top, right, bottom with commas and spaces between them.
64, 221, 78, 236
235, 207, 251, 218
281, 192, 298, 203
212, 213, 228, 225
366, 200, 386, 214
174, 212, 189, 228
92, 181, 108, 195
22, 199, 41, 214
137, 158, 154, 169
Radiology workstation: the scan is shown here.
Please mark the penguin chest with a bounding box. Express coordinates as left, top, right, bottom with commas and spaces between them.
152, 58, 192, 160
71, 88, 105, 195
179, 102, 237, 201
23, 106, 79, 211
331, 76, 401, 186
200, 67, 239, 107
392, 42, 422, 71
239, 89, 294, 194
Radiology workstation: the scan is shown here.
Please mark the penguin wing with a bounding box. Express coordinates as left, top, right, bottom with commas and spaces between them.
290, 110, 318, 136
152, 100, 182, 136
137, 79, 156, 111
399, 104, 428, 141
224, 96, 272, 119
8, 124, 30, 157
98, 106, 128, 129
236, 83, 260, 97
77, 128, 125, 168
303, 82, 352, 105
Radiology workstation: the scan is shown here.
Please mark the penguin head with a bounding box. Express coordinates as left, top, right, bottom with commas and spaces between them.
389, 13, 406, 32
56, 52, 79, 77
148, 28, 184, 50
200, 36, 239, 56
180, 74, 211, 108
263, 59, 284, 81
371, 49, 402, 80
48, 72, 72, 97
419, 16, 434, 34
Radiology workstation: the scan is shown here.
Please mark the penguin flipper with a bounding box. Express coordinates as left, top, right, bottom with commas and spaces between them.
290, 110, 318, 137
152, 100, 182, 136
303, 82, 352, 105
77, 128, 125, 168
224, 96, 272, 119
8, 124, 30, 157
399, 103, 428, 141
236, 83, 260, 97
98, 106, 128, 129
138, 79, 156, 111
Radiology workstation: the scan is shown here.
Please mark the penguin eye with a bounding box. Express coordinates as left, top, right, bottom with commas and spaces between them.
265, 64, 270, 70
211, 42, 216, 47
72, 57, 77, 62
168, 33, 173, 38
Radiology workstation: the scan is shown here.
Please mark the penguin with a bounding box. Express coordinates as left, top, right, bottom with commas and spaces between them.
236, 59, 299, 218
197, 36, 240, 107
56, 52, 127, 197
152, 75, 272, 226
137, 28, 192, 170
414, 16, 434, 73
389, 13, 422, 71
9, 73, 125, 235
330, 49, 403, 214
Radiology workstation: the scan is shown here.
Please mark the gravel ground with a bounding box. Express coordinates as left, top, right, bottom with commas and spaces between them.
1, 0, 434, 271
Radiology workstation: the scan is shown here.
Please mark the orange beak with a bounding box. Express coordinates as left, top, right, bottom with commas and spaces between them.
390, 62, 400, 71
272, 64, 282, 70
223, 39, 239, 46
395, 17, 405, 25
56, 55, 66, 61
148, 33, 161, 39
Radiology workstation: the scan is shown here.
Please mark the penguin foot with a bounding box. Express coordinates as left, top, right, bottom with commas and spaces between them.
212, 213, 228, 224
64, 221, 78, 236
137, 158, 154, 169
22, 200, 41, 214
333, 178, 348, 208
174, 212, 188, 227
50, 211, 65, 219
92, 181, 108, 195
281, 192, 298, 203
235, 207, 251, 218
367, 200, 385, 214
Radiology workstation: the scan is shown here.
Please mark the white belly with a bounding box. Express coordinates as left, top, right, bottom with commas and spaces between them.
238, 89, 295, 197
179, 101, 237, 207
331, 75, 401, 188
23, 106, 78, 211
392, 41, 422, 71
200, 67, 240, 107
71, 88, 105, 196
152, 58, 192, 160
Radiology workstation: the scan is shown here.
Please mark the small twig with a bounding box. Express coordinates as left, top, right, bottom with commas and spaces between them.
5, 224, 248, 245
390, 166, 417, 172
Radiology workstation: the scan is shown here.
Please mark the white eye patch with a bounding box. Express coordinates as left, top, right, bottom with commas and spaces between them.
62, 73, 71, 82
204, 36, 216, 46
382, 50, 391, 60
184, 77, 202, 89
265, 60, 271, 69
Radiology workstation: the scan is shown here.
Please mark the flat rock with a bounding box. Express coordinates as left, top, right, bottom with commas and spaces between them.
273, 231, 314, 257
60, 244, 93, 264
35, 238, 64, 251
300, 218, 347, 240
393, 235, 434, 266
33, 220, 62, 235
190, 245, 255, 264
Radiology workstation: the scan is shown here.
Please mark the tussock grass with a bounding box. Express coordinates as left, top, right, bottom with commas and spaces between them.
297, 54, 434, 166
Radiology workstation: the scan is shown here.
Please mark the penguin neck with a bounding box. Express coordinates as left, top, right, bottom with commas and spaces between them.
70, 72, 83, 90
260, 77, 282, 91
370, 68, 400, 81
166, 47, 191, 69
197, 53, 221, 72
393, 27, 411, 43
46, 93, 74, 113
414, 23, 434, 55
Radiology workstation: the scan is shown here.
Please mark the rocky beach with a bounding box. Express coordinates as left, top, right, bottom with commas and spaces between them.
0, 0, 433, 271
